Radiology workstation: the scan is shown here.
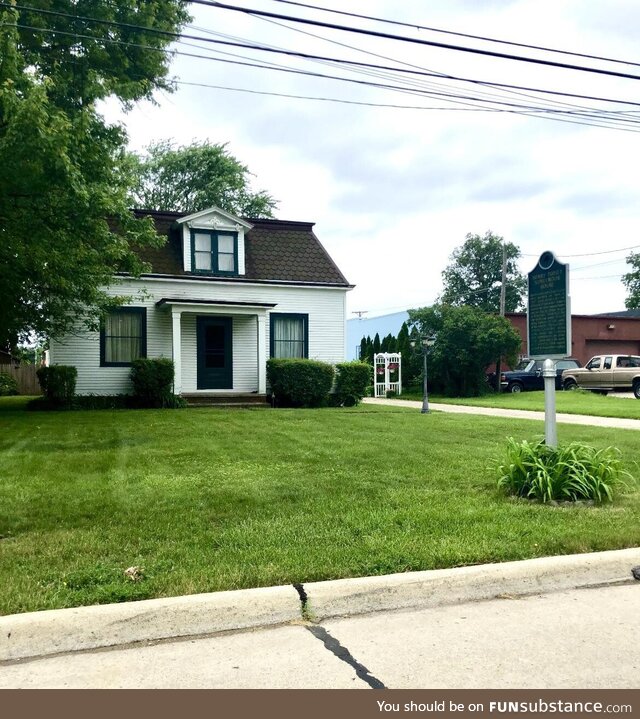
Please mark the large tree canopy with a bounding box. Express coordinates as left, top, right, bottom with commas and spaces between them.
408, 304, 521, 397
622, 252, 640, 309
131, 140, 278, 218
0, 3, 189, 347
12, 0, 190, 108
440, 231, 527, 313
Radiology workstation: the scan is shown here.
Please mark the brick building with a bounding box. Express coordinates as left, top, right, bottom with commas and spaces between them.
506, 310, 640, 366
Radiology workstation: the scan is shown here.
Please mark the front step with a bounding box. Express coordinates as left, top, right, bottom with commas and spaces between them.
182, 393, 269, 408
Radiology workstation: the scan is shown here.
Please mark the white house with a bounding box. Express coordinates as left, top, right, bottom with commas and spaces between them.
50, 206, 353, 401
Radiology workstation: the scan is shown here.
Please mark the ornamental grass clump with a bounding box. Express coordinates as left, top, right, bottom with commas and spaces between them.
496, 438, 632, 503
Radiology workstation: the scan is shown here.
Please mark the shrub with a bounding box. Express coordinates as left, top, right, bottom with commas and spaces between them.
0, 371, 18, 396
334, 361, 370, 406
36, 365, 77, 407
267, 358, 334, 407
73, 394, 131, 410
130, 358, 179, 408
496, 438, 632, 503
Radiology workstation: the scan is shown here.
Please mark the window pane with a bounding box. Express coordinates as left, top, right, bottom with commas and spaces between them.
218, 253, 235, 272
194, 233, 211, 252
218, 235, 234, 253
273, 316, 305, 358
195, 251, 212, 270
104, 311, 143, 364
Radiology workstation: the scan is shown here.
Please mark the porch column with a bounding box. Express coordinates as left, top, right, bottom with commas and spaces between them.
257, 314, 267, 394
172, 310, 182, 395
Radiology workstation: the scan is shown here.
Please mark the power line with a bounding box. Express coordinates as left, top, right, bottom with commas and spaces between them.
522, 244, 640, 258
157, 37, 640, 111
266, 0, 640, 72
7, 18, 640, 131
12, 2, 640, 111
8, 20, 637, 132
192, 0, 640, 83
562, 244, 640, 258
173, 79, 507, 111
9, 3, 640, 130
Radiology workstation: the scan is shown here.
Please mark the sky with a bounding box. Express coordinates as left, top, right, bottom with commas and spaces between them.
101, 0, 640, 318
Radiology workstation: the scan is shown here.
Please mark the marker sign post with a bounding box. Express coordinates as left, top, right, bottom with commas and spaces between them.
527, 251, 571, 448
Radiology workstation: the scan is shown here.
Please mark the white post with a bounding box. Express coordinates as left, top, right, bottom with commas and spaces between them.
171, 311, 182, 395
384, 353, 390, 395
543, 358, 557, 448
257, 314, 266, 394
398, 352, 402, 395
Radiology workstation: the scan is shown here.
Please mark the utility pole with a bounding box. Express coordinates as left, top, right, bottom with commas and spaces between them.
499, 242, 507, 317
495, 242, 508, 392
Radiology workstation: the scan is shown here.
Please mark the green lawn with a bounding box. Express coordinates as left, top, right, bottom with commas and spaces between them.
399, 389, 640, 420
1, 396, 639, 616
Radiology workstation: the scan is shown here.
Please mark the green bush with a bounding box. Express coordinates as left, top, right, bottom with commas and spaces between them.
0, 371, 18, 396
73, 394, 131, 410
130, 358, 179, 408
496, 438, 632, 503
267, 358, 335, 407
334, 361, 371, 406
36, 365, 77, 407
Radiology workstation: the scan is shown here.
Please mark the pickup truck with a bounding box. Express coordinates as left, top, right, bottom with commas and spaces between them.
561, 355, 640, 398
500, 358, 581, 393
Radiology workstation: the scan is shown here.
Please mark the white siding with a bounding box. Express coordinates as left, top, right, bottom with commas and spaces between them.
50, 277, 349, 395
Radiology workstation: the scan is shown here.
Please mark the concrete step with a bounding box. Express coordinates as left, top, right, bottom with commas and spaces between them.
182, 393, 268, 408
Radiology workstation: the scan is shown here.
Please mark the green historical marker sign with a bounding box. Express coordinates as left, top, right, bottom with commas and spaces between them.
527, 251, 571, 359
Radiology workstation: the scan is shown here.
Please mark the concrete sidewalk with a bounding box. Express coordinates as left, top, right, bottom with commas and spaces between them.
1, 549, 639, 688
363, 397, 640, 430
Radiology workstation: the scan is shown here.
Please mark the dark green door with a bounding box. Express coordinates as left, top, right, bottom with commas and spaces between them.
197, 316, 233, 389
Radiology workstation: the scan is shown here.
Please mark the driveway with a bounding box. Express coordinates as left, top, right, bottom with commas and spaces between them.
363, 397, 640, 430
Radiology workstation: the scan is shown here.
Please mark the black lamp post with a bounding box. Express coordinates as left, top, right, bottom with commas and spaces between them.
410, 337, 435, 414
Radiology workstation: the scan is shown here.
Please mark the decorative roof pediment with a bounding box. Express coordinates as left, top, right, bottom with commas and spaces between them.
175, 206, 253, 231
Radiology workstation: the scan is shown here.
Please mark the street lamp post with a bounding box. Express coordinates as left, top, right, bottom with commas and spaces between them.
411, 337, 434, 414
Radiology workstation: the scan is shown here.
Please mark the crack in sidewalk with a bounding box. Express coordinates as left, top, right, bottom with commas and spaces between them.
292, 583, 387, 689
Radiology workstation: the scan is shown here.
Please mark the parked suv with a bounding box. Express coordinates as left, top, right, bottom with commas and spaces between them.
561, 355, 640, 398
500, 358, 581, 393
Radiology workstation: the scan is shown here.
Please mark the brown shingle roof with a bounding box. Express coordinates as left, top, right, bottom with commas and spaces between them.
132, 210, 351, 287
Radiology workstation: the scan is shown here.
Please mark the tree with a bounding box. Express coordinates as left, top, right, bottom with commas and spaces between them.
440, 231, 527, 313
0, 3, 189, 347
622, 252, 640, 308
408, 304, 521, 397
131, 141, 278, 218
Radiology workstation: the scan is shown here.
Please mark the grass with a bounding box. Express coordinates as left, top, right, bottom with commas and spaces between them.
1, 396, 639, 615
399, 389, 640, 420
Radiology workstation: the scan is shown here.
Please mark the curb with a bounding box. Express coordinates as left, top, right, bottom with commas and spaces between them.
302, 547, 640, 621
0, 584, 301, 663
1, 548, 638, 663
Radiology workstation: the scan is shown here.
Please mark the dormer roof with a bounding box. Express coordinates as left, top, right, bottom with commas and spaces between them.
132, 208, 352, 288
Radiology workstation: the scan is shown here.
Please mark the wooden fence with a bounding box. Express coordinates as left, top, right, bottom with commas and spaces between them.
1, 364, 41, 395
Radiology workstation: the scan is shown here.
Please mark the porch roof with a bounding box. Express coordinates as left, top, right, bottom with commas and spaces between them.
156, 298, 277, 310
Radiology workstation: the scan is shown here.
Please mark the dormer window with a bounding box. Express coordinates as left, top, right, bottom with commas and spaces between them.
192, 230, 238, 275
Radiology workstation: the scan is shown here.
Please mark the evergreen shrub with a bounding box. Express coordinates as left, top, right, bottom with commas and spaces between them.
267, 358, 334, 407
0, 371, 18, 396
334, 361, 370, 406
36, 365, 77, 407
130, 358, 178, 408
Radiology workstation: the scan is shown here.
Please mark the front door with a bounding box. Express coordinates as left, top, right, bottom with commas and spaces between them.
197, 316, 233, 389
